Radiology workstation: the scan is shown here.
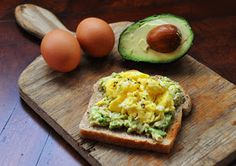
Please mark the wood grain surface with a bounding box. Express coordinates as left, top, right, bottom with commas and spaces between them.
15, 4, 72, 39
18, 21, 236, 166
1, 1, 236, 166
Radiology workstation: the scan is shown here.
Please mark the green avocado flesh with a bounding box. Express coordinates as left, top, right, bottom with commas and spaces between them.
118, 14, 194, 63
89, 106, 169, 140
89, 74, 185, 141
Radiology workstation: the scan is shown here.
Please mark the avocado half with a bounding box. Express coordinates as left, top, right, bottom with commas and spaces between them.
118, 14, 194, 63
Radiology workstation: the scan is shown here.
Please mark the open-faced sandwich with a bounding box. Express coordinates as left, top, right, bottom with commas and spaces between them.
79, 70, 191, 153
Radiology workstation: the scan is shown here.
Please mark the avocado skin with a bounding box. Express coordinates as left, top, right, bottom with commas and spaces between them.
118, 14, 194, 63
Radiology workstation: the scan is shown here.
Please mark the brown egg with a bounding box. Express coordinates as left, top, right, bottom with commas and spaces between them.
146, 24, 182, 53
40, 29, 81, 72
76, 17, 115, 57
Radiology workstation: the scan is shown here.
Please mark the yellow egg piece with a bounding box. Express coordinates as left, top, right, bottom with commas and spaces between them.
97, 71, 175, 124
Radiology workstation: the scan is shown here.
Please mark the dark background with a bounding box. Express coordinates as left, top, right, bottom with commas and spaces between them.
0, 0, 235, 165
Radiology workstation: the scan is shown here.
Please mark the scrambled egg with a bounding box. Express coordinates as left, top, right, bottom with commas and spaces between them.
96, 70, 175, 124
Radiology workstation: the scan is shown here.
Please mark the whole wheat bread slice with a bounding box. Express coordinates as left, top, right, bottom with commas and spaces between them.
79, 75, 191, 153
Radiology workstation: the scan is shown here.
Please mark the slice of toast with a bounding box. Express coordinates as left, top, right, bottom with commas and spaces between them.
79, 75, 191, 153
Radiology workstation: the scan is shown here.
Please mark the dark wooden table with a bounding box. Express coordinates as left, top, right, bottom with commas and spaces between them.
0, 1, 235, 165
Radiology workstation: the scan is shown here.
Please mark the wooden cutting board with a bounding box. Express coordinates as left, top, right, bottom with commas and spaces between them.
16, 4, 236, 166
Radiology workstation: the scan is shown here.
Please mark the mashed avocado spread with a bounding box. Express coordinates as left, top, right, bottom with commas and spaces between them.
89, 71, 185, 141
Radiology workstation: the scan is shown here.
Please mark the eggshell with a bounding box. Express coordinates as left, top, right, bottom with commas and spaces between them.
76, 17, 115, 57
40, 29, 81, 72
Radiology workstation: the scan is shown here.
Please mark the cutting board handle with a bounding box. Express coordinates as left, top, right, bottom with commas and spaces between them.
15, 4, 73, 39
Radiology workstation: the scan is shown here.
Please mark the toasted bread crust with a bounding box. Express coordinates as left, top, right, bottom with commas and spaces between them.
79, 74, 191, 153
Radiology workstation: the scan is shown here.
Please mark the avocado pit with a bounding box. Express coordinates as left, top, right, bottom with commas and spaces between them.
146, 24, 182, 53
